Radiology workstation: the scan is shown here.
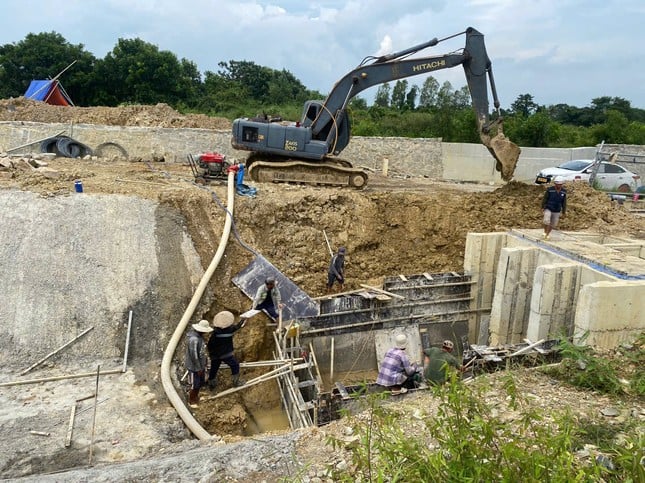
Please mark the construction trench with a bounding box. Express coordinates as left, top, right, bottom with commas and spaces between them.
1, 143, 644, 477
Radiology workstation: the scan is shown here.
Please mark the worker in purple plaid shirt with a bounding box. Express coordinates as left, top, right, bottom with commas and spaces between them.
376, 334, 420, 393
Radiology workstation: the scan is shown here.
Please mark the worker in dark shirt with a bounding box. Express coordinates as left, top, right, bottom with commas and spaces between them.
207, 311, 246, 389
542, 176, 567, 240
326, 246, 346, 293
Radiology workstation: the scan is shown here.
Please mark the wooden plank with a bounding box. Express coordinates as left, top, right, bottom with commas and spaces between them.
399, 274, 408, 281
65, 403, 77, 448
334, 382, 351, 400
422, 272, 434, 280
359, 284, 405, 300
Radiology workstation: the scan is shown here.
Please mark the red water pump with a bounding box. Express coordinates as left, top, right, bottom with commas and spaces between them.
187, 152, 232, 182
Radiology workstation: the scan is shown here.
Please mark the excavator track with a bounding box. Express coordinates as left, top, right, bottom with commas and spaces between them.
247, 159, 368, 189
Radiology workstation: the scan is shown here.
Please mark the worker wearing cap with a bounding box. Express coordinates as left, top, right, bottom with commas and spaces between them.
252, 277, 284, 320
326, 246, 346, 294
376, 333, 420, 394
542, 176, 567, 240
423, 340, 463, 385
185, 319, 213, 407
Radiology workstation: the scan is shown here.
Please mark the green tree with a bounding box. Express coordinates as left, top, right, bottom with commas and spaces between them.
374, 82, 391, 107
0, 32, 97, 105
405, 85, 419, 110
94, 38, 191, 106
391, 80, 408, 110
510, 93, 539, 117
591, 109, 630, 144
419, 76, 439, 108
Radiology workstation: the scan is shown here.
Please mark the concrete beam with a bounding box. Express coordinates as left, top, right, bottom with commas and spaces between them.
464, 232, 507, 344
526, 263, 581, 342
489, 247, 539, 345
574, 280, 645, 349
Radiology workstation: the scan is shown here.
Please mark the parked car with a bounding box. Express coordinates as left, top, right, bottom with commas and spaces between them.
535, 159, 642, 192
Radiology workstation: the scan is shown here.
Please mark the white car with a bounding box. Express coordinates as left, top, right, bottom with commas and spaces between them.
535, 159, 642, 192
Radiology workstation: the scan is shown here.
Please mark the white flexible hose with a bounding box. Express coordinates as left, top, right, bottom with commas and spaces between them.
160, 170, 235, 441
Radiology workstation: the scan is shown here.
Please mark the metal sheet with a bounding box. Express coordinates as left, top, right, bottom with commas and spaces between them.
232, 255, 319, 320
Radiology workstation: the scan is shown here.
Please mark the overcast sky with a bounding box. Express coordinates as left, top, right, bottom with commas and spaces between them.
2, 0, 644, 109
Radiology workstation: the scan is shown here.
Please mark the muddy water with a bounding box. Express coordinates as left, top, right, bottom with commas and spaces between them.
245, 406, 291, 435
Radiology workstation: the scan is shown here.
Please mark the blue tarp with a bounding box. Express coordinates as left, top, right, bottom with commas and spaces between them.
24, 80, 73, 106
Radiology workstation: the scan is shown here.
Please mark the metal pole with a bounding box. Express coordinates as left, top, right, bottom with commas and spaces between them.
20, 327, 95, 376
6, 130, 67, 153
330, 337, 335, 385
88, 365, 100, 465
122, 311, 133, 373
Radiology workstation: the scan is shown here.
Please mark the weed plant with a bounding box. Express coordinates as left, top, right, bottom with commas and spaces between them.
326, 371, 643, 482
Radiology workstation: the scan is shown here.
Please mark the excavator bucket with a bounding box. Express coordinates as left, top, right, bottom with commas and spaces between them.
482, 132, 521, 182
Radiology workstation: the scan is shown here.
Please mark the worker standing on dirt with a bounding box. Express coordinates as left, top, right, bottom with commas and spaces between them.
326, 246, 346, 293
185, 319, 213, 407
252, 278, 284, 321
207, 311, 247, 389
423, 340, 463, 385
542, 176, 567, 240
376, 334, 420, 395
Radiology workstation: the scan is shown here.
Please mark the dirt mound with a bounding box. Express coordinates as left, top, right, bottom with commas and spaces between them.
0, 97, 231, 129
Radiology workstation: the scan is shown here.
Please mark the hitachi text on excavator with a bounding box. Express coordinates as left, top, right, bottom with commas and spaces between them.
231, 27, 521, 189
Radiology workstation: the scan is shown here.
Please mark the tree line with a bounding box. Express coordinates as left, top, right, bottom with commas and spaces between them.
2, 32, 645, 147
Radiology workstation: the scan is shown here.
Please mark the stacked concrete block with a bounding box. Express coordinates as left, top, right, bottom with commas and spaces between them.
526, 263, 581, 342
464, 232, 507, 344
489, 247, 539, 345
574, 281, 645, 348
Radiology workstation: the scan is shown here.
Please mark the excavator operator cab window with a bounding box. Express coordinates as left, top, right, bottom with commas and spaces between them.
242, 126, 259, 143
304, 103, 320, 123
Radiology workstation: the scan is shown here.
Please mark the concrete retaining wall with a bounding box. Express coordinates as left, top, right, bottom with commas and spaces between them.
465, 230, 645, 349
4, 121, 641, 183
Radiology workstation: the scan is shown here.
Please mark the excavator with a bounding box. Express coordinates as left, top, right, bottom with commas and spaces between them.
231, 27, 520, 189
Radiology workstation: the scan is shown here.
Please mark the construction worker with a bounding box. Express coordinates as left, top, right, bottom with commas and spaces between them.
326, 246, 346, 293
376, 333, 420, 395
185, 319, 213, 407
252, 277, 284, 321
207, 311, 247, 389
542, 176, 567, 240
423, 340, 463, 385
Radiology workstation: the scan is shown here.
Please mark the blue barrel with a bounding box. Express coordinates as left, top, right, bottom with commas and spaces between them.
74, 180, 83, 193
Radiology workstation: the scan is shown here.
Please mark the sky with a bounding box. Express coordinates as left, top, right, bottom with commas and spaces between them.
1, 0, 644, 110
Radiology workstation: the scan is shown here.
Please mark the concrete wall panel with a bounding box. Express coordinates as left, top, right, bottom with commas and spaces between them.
489, 247, 539, 344
527, 263, 581, 341
574, 281, 645, 348
464, 232, 507, 344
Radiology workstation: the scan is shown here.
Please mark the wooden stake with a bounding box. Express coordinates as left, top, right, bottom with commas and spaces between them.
88, 365, 100, 465
20, 326, 94, 376
65, 403, 77, 448
122, 311, 133, 373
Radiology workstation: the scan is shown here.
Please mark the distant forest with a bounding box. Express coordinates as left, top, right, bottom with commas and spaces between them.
2, 32, 645, 147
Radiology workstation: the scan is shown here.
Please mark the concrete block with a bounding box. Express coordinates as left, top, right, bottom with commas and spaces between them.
574, 280, 645, 349
464, 232, 506, 343
527, 263, 581, 341
489, 247, 538, 344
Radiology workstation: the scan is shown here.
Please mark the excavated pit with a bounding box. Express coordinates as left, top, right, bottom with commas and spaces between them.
0, 104, 643, 478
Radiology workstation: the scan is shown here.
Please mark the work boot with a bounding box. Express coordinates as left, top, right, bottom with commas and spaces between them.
207, 378, 217, 391
232, 374, 246, 387
188, 389, 199, 407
